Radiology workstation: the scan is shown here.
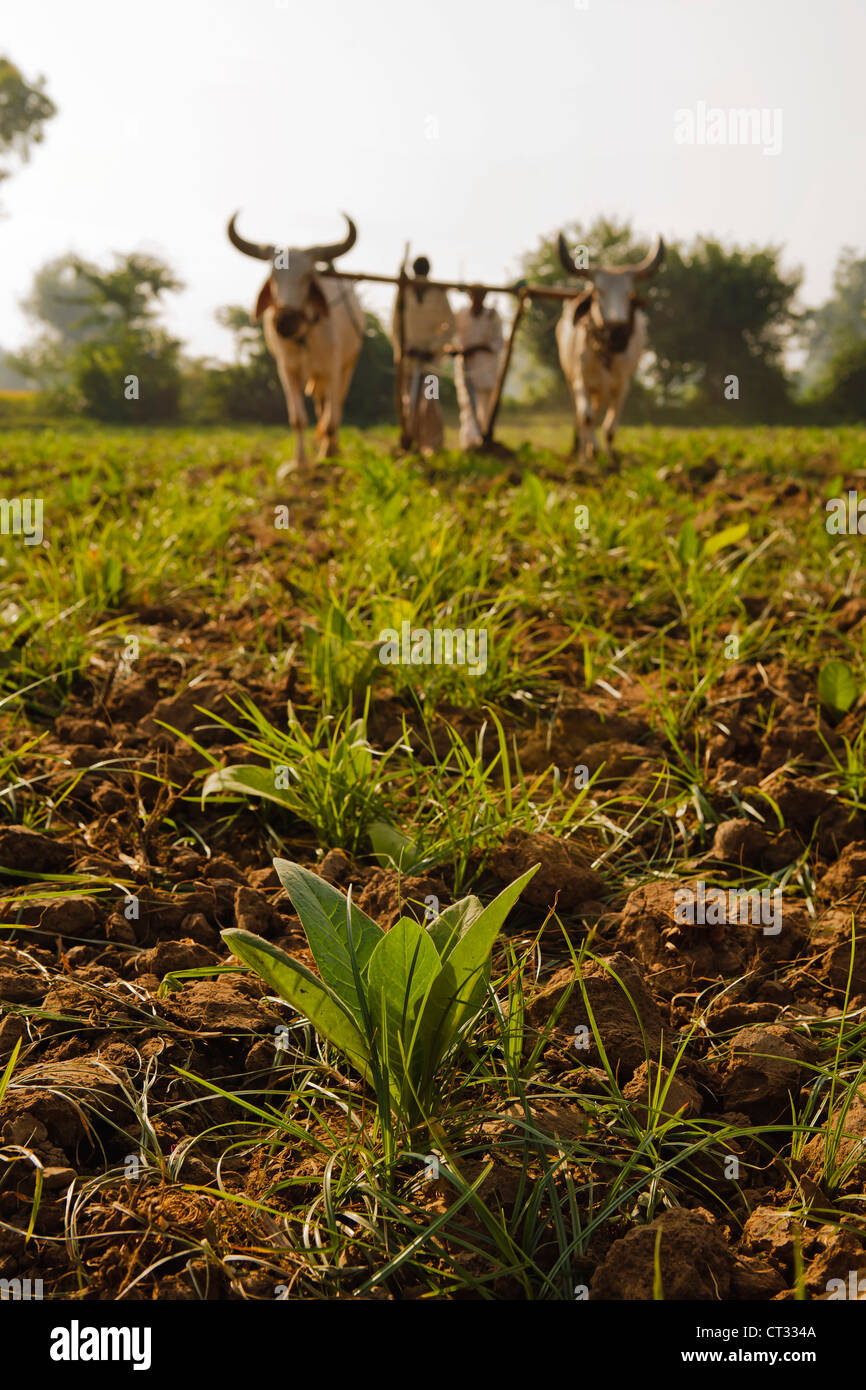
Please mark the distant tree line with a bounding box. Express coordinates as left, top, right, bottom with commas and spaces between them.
3, 228, 863, 427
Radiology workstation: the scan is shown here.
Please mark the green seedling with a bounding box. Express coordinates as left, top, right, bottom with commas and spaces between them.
818, 658, 858, 716
198, 696, 400, 852
676, 518, 749, 569
222, 857, 539, 1128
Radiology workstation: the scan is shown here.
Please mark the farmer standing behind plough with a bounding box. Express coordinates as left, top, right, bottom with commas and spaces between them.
452, 286, 504, 450
391, 255, 455, 456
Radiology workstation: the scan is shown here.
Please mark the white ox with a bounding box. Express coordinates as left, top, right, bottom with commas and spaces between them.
227, 213, 364, 464
555, 233, 665, 462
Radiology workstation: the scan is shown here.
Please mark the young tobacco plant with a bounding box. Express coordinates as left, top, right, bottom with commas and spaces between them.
222, 857, 539, 1127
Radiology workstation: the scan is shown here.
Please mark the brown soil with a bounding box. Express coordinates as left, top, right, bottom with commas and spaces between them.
2, 465, 866, 1301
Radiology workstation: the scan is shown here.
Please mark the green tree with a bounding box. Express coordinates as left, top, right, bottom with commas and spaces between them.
13, 251, 184, 421
72, 331, 183, 422
0, 56, 56, 193
800, 247, 866, 395
19, 256, 108, 344
810, 339, 866, 420
649, 238, 800, 416
344, 311, 394, 425
69, 253, 182, 332
12, 256, 114, 390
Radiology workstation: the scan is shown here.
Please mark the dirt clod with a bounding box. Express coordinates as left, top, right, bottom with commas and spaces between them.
589, 1207, 732, 1300
524, 952, 665, 1078
723, 1026, 809, 1117
489, 829, 602, 911
622, 1061, 703, 1123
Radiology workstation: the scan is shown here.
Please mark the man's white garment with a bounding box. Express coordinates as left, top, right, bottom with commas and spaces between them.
392, 281, 455, 453
454, 304, 503, 448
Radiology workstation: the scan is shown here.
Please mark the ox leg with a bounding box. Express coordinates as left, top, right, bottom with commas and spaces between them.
320, 352, 360, 461
312, 371, 340, 462
602, 383, 630, 467
574, 385, 598, 462
315, 409, 339, 461
323, 365, 343, 459
566, 384, 583, 458
312, 384, 329, 459
337, 351, 359, 428
278, 369, 308, 469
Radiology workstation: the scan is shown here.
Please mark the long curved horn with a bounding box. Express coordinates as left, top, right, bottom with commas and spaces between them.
631, 235, 665, 280
308, 213, 358, 263
227, 212, 274, 261
557, 232, 594, 280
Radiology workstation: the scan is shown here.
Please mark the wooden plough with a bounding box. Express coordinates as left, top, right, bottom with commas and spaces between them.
317, 265, 574, 450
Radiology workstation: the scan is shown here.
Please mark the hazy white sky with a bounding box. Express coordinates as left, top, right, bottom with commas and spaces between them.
1, 0, 864, 361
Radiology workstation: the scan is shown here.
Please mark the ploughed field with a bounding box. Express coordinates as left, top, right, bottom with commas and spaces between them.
1, 419, 866, 1301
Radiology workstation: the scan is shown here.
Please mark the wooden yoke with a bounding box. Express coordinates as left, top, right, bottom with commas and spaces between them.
318, 266, 575, 301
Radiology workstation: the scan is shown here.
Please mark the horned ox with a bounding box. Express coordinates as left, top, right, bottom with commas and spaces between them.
555, 233, 665, 462
227, 213, 364, 464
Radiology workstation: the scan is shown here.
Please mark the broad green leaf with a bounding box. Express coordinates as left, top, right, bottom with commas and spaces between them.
389, 915, 423, 932
221, 929, 373, 1083
677, 520, 700, 565
201, 764, 294, 811
703, 522, 749, 556
369, 820, 419, 872
418, 865, 539, 1073
366, 918, 441, 1096
818, 660, 858, 714
424, 895, 484, 960
273, 858, 383, 1019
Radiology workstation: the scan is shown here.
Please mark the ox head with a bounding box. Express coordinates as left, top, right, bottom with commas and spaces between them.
227, 213, 358, 327
557, 233, 665, 328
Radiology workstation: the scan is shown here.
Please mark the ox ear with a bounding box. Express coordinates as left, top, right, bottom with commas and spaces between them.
572, 291, 593, 325
252, 277, 273, 323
